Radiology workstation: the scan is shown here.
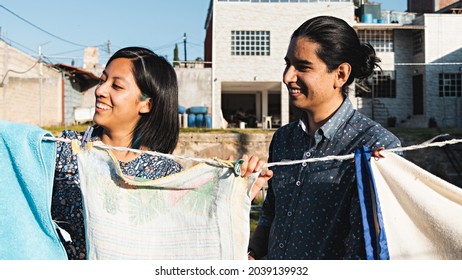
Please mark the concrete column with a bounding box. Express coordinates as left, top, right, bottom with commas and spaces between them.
280, 82, 289, 125
212, 80, 222, 128
262, 89, 269, 117
256, 91, 262, 122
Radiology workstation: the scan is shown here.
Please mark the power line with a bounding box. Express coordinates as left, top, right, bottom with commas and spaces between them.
0, 36, 37, 55
0, 4, 87, 48
0, 59, 40, 87
50, 47, 88, 56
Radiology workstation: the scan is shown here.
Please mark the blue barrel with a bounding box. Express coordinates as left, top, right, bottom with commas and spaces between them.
178, 105, 186, 114
188, 113, 196, 127
189, 106, 208, 114
195, 113, 204, 127
205, 115, 212, 128
362, 13, 373, 23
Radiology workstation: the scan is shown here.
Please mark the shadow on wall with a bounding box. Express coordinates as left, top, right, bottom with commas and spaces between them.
173, 132, 272, 169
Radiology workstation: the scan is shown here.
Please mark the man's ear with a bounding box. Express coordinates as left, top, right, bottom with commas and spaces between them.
334, 63, 352, 89
139, 98, 152, 114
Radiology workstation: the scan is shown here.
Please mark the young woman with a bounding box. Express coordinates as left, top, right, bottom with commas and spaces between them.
52, 47, 271, 260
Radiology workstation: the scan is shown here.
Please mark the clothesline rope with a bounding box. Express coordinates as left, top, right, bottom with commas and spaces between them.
42, 136, 462, 168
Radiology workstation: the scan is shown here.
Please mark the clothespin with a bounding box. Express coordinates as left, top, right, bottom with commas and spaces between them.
371, 147, 385, 159
233, 159, 245, 176
80, 126, 94, 151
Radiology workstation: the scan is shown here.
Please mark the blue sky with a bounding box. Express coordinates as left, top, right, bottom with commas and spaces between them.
0, 0, 407, 66
380, 0, 407, 11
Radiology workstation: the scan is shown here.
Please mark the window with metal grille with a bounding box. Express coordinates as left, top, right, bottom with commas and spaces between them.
355, 70, 396, 98
357, 29, 394, 52
231, 30, 270, 56
412, 30, 423, 55
439, 73, 462, 97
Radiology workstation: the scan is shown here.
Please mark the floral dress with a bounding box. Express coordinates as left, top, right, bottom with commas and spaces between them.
51, 129, 183, 260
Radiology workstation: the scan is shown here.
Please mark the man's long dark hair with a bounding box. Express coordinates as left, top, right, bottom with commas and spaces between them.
292, 16, 381, 96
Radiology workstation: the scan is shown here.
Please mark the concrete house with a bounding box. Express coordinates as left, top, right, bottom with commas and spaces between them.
353, 0, 462, 128
0, 40, 62, 126
203, 0, 462, 128
0, 41, 100, 126
204, 0, 355, 129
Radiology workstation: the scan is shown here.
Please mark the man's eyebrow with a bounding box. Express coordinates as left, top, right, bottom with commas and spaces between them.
287, 57, 312, 66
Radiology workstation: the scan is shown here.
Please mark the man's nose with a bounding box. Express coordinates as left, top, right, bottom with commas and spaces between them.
283, 65, 297, 85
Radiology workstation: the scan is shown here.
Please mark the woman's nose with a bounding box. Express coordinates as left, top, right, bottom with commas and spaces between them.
95, 82, 107, 97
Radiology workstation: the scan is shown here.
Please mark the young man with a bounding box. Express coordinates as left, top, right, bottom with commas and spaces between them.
248, 16, 401, 260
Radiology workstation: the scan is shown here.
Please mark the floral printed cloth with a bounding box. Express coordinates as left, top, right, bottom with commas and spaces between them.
74, 141, 257, 259
51, 129, 183, 259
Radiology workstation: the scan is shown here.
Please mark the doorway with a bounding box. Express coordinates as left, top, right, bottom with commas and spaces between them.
413, 74, 424, 115
222, 93, 257, 128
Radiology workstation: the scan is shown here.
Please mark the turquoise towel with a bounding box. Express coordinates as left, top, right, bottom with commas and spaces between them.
0, 121, 67, 259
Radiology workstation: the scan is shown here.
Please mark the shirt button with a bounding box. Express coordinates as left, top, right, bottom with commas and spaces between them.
296, 181, 301, 186
302, 162, 307, 167
305, 152, 311, 157
287, 211, 292, 217
279, 243, 284, 249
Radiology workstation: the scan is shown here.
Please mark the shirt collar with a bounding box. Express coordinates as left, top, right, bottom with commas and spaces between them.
298, 98, 355, 141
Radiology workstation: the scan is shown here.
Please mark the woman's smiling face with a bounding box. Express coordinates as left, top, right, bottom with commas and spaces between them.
93, 58, 150, 133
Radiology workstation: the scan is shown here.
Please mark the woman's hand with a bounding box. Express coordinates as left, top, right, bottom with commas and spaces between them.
237, 154, 273, 201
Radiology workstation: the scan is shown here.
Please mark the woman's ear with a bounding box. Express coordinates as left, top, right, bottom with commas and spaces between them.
139, 98, 152, 114
334, 63, 352, 89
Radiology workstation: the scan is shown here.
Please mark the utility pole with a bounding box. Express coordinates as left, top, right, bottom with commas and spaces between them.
107, 40, 112, 56
38, 41, 50, 126
183, 33, 187, 65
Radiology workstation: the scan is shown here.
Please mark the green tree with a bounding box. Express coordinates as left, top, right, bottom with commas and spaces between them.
173, 43, 179, 67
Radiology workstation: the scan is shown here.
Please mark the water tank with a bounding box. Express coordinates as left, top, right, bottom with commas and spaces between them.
188, 113, 196, 127
195, 113, 204, 127
189, 106, 207, 114
361, 13, 373, 23
205, 115, 212, 128
360, 2, 381, 20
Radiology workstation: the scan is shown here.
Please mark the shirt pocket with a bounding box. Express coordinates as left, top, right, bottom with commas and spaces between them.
308, 160, 354, 185
270, 167, 298, 198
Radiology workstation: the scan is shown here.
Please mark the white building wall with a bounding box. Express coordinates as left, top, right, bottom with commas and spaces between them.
423, 14, 462, 127
211, 1, 355, 127
176, 67, 212, 111
387, 29, 415, 123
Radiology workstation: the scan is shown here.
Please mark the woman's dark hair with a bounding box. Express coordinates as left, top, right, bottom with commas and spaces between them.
291, 16, 381, 96
105, 46, 179, 153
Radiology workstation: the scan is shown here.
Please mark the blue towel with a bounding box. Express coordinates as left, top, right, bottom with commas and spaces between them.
355, 146, 389, 260
0, 121, 67, 259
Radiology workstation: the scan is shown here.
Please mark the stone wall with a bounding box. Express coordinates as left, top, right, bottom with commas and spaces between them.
174, 131, 461, 187
174, 132, 273, 169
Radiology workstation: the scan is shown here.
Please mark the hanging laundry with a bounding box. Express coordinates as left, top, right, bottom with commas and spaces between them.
356, 147, 462, 259
73, 141, 257, 260
0, 121, 67, 260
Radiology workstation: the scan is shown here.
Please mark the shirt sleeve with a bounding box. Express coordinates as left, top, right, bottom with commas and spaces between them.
369, 127, 403, 155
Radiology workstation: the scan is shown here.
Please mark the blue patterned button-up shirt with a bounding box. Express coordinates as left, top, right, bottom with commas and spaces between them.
259, 98, 401, 259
